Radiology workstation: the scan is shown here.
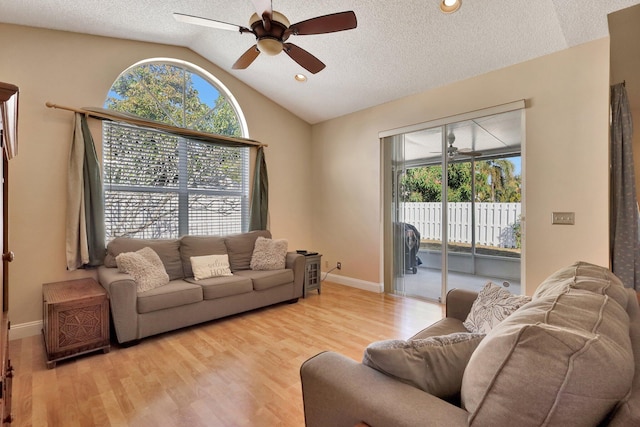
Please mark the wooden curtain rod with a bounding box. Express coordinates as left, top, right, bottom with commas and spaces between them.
45, 102, 89, 115
45, 101, 267, 148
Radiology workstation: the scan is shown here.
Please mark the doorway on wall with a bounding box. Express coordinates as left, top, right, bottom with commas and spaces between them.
382, 102, 525, 302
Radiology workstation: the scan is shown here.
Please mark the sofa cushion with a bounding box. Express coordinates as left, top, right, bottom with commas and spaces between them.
463, 282, 531, 334
105, 238, 184, 280
410, 318, 470, 340
250, 237, 288, 270
234, 268, 294, 291
224, 230, 271, 272
363, 332, 485, 399
137, 280, 203, 313
534, 261, 629, 310
605, 289, 640, 426
461, 291, 634, 426
191, 254, 233, 280
180, 235, 228, 278
185, 275, 253, 299
115, 247, 169, 292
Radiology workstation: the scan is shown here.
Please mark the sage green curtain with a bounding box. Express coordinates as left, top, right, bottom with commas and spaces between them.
249, 146, 269, 230
66, 113, 105, 270
610, 82, 639, 290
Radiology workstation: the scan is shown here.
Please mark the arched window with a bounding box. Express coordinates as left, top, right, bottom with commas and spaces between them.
103, 59, 249, 240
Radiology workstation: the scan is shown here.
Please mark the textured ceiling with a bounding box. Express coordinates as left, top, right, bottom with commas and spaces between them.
1, 0, 639, 124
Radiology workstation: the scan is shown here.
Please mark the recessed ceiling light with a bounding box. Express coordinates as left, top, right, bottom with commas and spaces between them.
294, 74, 307, 82
440, 0, 461, 13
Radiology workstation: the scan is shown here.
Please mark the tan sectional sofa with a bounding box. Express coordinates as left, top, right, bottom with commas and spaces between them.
97, 230, 305, 344
300, 261, 640, 426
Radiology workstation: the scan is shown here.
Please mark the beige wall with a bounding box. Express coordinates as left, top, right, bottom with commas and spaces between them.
312, 38, 611, 295
0, 24, 313, 332
0, 23, 614, 334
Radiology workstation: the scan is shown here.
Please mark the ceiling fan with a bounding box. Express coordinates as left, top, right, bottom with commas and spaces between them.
434, 133, 483, 159
174, 0, 357, 74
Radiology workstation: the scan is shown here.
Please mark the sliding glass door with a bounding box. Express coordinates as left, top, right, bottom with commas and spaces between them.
388, 127, 445, 299
383, 105, 524, 302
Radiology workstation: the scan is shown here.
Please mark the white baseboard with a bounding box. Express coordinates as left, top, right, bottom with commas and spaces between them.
323, 273, 383, 293
10, 320, 42, 340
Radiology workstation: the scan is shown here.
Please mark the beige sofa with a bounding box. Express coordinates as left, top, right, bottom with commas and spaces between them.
97, 230, 304, 344
301, 261, 640, 427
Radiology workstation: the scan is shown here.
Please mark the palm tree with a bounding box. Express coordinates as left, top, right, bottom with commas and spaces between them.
476, 159, 518, 202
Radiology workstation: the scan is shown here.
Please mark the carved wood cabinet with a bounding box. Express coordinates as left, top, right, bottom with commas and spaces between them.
42, 278, 110, 369
0, 313, 11, 425
0, 81, 17, 424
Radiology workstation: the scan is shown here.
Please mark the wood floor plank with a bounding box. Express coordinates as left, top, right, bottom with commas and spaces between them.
10, 282, 443, 426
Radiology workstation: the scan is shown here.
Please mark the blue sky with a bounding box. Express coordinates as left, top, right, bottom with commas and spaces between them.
192, 74, 220, 108
511, 156, 522, 177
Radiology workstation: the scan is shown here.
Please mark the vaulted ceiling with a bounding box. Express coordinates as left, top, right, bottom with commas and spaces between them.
2, 0, 639, 124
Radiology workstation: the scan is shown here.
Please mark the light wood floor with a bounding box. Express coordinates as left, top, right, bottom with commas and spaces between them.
10, 282, 444, 427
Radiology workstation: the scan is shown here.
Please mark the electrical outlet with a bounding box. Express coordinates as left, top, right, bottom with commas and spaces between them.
552, 212, 575, 225
337, 262, 342, 270
324, 260, 329, 268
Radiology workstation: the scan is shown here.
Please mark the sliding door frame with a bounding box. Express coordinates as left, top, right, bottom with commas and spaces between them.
380, 100, 526, 303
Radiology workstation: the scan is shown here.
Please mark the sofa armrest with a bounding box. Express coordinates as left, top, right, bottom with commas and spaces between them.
97, 265, 139, 344
445, 288, 478, 322
286, 252, 305, 298
300, 351, 469, 427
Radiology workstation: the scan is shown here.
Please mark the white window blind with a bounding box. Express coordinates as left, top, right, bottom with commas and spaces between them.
103, 121, 249, 240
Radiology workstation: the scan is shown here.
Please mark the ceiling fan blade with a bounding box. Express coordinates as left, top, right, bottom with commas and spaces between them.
283, 43, 326, 74
232, 46, 261, 69
173, 12, 251, 33
249, 0, 273, 30
249, 0, 272, 19
457, 148, 483, 157
287, 11, 357, 36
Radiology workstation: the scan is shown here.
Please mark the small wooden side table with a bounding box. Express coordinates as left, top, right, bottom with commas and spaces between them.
303, 253, 322, 297
42, 278, 110, 368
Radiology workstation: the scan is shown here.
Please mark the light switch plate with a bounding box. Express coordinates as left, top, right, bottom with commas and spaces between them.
552, 212, 575, 225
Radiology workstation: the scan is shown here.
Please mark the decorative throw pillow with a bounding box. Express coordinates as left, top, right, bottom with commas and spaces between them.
115, 246, 169, 292
363, 332, 485, 399
191, 254, 234, 280
463, 282, 531, 334
250, 236, 288, 270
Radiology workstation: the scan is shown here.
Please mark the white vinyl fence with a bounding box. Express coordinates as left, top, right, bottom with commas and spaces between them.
401, 202, 521, 248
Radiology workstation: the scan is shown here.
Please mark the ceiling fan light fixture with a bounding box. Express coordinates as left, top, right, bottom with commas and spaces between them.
294, 73, 307, 82
256, 38, 283, 55
440, 0, 461, 14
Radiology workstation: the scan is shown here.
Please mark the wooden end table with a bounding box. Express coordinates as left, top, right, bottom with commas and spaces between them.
42, 278, 110, 368
303, 253, 322, 297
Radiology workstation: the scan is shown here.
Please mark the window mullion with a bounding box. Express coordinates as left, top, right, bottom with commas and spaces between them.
178, 137, 189, 236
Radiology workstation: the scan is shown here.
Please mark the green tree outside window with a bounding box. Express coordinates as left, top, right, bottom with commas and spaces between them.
103, 61, 248, 239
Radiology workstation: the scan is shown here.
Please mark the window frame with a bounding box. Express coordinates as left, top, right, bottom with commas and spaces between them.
102, 58, 250, 240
